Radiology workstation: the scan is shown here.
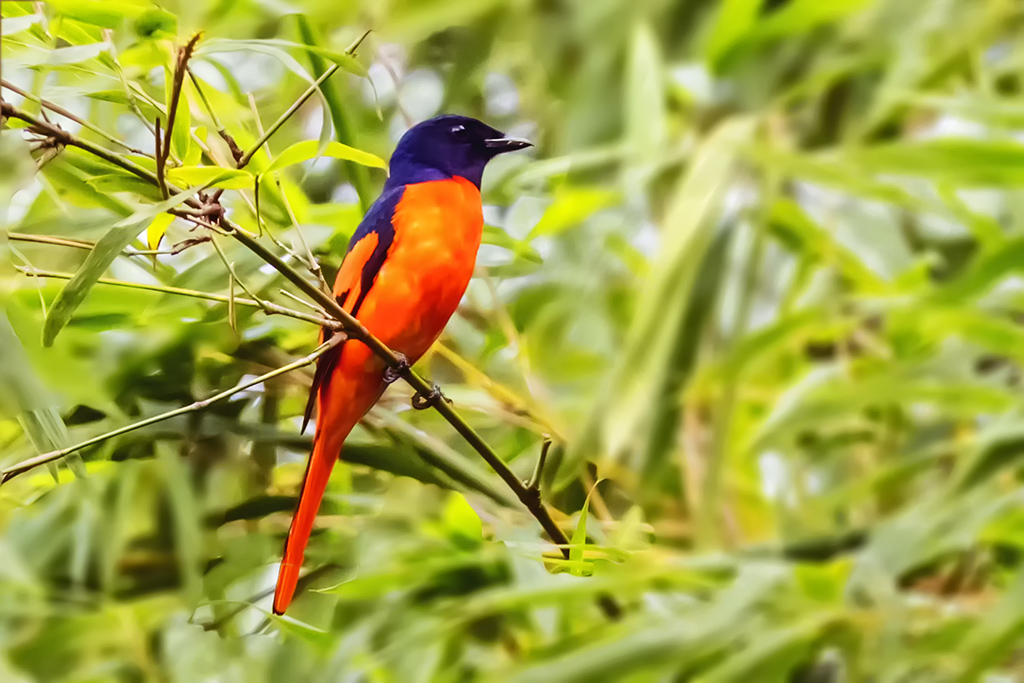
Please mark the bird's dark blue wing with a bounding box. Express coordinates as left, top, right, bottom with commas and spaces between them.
301, 185, 405, 434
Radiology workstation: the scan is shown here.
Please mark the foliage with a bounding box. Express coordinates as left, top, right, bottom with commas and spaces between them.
4, 0, 1024, 680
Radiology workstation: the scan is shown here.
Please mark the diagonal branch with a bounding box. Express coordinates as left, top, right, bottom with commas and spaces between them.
1, 336, 345, 483
0, 79, 149, 156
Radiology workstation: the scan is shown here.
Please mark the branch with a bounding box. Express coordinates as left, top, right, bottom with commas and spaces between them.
161, 33, 202, 168
0, 79, 149, 156
186, 66, 244, 165
8, 232, 171, 256
15, 266, 338, 329
1, 336, 345, 483
526, 436, 552, 493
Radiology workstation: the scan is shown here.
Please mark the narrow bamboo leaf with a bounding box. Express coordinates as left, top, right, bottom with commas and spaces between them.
569, 487, 593, 577
705, 0, 764, 68
158, 443, 202, 605
145, 212, 175, 251
623, 20, 666, 192
849, 138, 1024, 187
33, 43, 110, 67
42, 185, 207, 346
200, 38, 367, 77
262, 140, 387, 175
442, 492, 483, 543
184, 126, 206, 166
166, 166, 252, 189
753, 0, 872, 41
87, 173, 164, 200
527, 187, 617, 240
270, 614, 333, 649
47, 0, 145, 28
2, 14, 41, 36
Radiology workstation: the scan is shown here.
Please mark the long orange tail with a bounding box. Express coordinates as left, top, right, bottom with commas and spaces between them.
272, 416, 353, 615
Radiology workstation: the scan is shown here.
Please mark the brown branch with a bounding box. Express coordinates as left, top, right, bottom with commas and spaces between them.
1, 79, 149, 156
154, 117, 168, 199
162, 33, 203, 165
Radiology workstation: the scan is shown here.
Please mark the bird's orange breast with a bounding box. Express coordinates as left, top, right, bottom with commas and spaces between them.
353, 176, 483, 360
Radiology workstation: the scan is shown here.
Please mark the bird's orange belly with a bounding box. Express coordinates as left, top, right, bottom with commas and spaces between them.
355, 177, 483, 363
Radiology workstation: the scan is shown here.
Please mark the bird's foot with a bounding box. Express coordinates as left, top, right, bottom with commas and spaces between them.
412, 384, 452, 410
383, 353, 410, 384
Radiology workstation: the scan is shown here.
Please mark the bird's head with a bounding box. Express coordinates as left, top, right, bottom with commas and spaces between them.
386, 115, 532, 189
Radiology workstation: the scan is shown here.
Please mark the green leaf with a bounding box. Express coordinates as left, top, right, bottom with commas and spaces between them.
849, 138, 1024, 187
2, 14, 42, 36
166, 166, 253, 189
86, 173, 164, 200
200, 38, 367, 77
527, 187, 617, 240
158, 443, 202, 605
34, 43, 110, 68
568, 486, 594, 577
624, 20, 666, 171
46, 0, 145, 28
145, 213, 175, 251
442, 492, 483, 543
133, 9, 176, 39
705, 0, 764, 68
262, 140, 387, 175
754, 0, 872, 41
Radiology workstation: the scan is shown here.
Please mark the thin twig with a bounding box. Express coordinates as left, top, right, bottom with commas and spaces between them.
209, 234, 269, 311
245, 93, 323, 284
279, 288, 327, 314
526, 437, 552, 492
16, 266, 338, 329
236, 66, 336, 169
1, 336, 344, 483
0, 79, 149, 156
161, 32, 202, 170
8, 231, 174, 256
185, 66, 244, 165
275, 176, 329, 293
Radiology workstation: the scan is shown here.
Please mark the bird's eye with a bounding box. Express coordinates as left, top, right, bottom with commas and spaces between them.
450, 124, 466, 137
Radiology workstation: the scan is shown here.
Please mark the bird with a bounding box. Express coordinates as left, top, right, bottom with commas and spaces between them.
272, 115, 532, 615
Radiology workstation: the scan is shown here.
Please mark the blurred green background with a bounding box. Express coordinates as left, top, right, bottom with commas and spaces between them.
6, 0, 1024, 680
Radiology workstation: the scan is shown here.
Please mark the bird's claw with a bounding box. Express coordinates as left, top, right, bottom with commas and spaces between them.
383, 354, 410, 384
412, 384, 451, 410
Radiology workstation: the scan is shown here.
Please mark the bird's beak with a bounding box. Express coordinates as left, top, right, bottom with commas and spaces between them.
484, 136, 533, 153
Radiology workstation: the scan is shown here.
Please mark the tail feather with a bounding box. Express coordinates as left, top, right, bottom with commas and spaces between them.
272, 422, 350, 615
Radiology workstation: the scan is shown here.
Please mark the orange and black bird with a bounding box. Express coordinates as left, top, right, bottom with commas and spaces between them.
273, 115, 532, 614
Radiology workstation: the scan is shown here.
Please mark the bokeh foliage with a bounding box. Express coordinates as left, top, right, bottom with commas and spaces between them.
5, 0, 1024, 680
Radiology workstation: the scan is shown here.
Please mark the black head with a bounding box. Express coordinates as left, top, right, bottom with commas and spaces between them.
386, 115, 532, 189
